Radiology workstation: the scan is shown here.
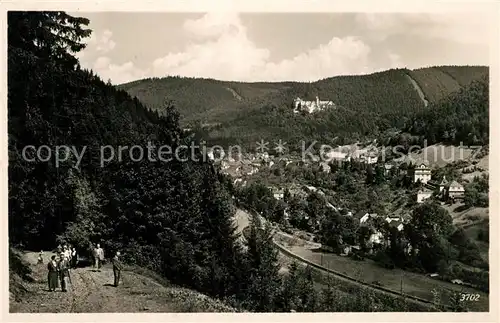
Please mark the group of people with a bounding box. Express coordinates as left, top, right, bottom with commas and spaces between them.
42, 242, 124, 292
44, 244, 76, 292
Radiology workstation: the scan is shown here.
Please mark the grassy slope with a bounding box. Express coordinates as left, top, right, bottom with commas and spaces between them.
9, 249, 238, 313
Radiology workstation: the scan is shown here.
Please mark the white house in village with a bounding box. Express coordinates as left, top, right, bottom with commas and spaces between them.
438, 176, 465, 200
447, 180, 465, 199
293, 96, 335, 114
319, 162, 331, 173
324, 150, 349, 162
368, 232, 384, 245
268, 187, 284, 200
414, 161, 431, 184
359, 213, 379, 225
256, 152, 270, 160
274, 190, 284, 200
417, 188, 433, 203
384, 164, 395, 176
360, 151, 378, 164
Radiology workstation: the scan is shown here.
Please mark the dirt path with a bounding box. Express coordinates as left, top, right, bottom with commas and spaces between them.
10, 252, 234, 313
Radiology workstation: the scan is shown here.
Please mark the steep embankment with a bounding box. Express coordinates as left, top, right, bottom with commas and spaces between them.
10, 250, 237, 313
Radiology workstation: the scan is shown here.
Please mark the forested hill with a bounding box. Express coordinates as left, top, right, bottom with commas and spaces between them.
403, 75, 489, 146
119, 66, 488, 127
7, 11, 254, 306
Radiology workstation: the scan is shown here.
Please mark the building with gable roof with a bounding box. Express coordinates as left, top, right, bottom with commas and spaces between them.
417, 188, 433, 203
413, 160, 431, 184
447, 180, 465, 199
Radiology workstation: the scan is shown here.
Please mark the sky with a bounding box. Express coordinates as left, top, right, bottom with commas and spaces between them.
73, 12, 493, 84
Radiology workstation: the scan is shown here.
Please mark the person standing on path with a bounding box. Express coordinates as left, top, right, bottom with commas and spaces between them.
47, 255, 59, 292
71, 247, 78, 268
94, 244, 104, 272
58, 254, 71, 292
112, 252, 123, 287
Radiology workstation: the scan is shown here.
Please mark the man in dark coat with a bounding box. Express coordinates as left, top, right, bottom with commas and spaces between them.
112, 252, 124, 287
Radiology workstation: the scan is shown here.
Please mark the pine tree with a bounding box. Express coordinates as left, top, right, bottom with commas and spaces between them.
243, 215, 281, 311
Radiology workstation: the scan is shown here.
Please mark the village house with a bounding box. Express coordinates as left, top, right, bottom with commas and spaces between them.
385, 217, 404, 231
437, 176, 465, 200
269, 187, 285, 200
358, 212, 380, 226
319, 162, 331, 173
368, 231, 384, 245
446, 180, 465, 200
384, 164, 395, 176
256, 152, 270, 160
324, 149, 348, 163
413, 161, 431, 184
360, 151, 378, 164
417, 188, 433, 203
304, 185, 318, 193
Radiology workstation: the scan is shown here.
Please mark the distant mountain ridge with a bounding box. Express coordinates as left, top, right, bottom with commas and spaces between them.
119, 65, 488, 149
119, 65, 487, 124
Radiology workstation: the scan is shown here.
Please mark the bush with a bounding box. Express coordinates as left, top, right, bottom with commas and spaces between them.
477, 228, 489, 242
374, 250, 395, 269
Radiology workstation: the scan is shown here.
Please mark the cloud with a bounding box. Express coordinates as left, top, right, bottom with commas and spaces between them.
151, 12, 372, 82
87, 29, 116, 53
83, 12, 490, 84
388, 52, 403, 69
355, 13, 491, 46
92, 56, 150, 84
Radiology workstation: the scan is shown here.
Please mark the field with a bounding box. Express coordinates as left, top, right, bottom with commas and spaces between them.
463, 221, 490, 262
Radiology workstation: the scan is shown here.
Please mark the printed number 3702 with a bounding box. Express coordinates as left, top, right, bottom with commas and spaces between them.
460, 293, 480, 301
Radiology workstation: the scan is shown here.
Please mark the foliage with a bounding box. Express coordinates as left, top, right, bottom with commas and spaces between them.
464, 174, 489, 207
241, 218, 282, 311
8, 10, 248, 309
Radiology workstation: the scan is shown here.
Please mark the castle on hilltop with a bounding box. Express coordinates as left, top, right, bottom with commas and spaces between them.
293, 96, 335, 114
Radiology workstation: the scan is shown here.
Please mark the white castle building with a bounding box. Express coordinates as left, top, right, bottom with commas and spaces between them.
293, 96, 335, 114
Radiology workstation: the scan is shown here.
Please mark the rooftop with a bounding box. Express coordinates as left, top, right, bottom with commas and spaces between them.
449, 180, 463, 188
